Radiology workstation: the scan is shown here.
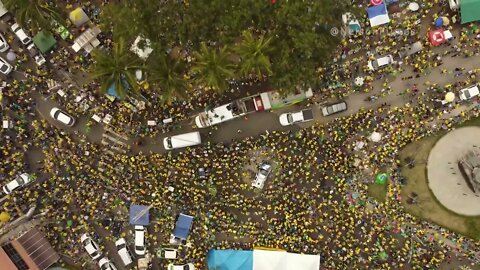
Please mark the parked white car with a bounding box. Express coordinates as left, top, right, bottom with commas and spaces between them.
50, 107, 75, 126
252, 162, 272, 189
98, 258, 117, 270
279, 109, 314, 126
0, 56, 13, 75
11, 23, 31, 45
2, 173, 33, 194
80, 234, 102, 260
167, 263, 195, 270
157, 247, 178, 259
459, 85, 480, 100
134, 225, 146, 256
0, 33, 9, 52
367, 55, 394, 71
115, 238, 133, 266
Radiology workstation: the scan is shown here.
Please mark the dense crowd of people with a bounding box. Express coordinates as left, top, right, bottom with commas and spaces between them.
2, 0, 480, 270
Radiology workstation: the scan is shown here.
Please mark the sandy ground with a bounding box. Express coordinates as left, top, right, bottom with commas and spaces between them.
428, 127, 480, 216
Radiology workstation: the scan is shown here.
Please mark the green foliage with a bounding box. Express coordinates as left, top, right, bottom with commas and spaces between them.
191, 43, 235, 92
98, 0, 352, 93
3, 0, 64, 32
234, 30, 273, 80
89, 37, 142, 99
147, 54, 189, 104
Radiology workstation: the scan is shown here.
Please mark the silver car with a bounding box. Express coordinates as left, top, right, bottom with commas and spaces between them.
252, 162, 272, 189
321, 101, 347, 117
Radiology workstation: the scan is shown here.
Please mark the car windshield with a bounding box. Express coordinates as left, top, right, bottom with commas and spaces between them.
0, 64, 7, 72
135, 245, 144, 250
100, 263, 110, 270
183, 265, 190, 270
260, 168, 269, 175
16, 175, 25, 185
287, 114, 293, 123
465, 91, 471, 99
372, 60, 379, 69
167, 137, 172, 148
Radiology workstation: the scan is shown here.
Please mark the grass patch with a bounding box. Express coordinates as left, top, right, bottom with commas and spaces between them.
458, 115, 480, 127
368, 181, 388, 202
399, 131, 480, 240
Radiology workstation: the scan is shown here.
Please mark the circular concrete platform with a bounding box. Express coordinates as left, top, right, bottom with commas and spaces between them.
427, 127, 480, 216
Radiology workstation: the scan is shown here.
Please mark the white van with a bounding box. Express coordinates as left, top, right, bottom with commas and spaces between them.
368, 55, 394, 71
115, 238, 133, 266
163, 131, 201, 150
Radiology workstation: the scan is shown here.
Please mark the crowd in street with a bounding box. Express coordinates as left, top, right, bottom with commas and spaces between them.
2, 0, 480, 270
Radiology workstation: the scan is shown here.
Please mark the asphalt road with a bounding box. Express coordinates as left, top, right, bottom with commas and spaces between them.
28, 46, 480, 159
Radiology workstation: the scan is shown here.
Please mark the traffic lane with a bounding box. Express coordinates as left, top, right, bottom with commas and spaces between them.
209, 110, 301, 144
31, 91, 105, 143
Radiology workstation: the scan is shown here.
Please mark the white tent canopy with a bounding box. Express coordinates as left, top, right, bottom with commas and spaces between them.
369, 131, 382, 142
131, 36, 153, 60
252, 250, 320, 270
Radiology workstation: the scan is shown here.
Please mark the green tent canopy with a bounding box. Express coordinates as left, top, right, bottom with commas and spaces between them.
33, 32, 57, 53
461, 0, 480, 24
375, 173, 388, 185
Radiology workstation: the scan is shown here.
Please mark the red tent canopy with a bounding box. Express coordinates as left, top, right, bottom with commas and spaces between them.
429, 29, 446, 46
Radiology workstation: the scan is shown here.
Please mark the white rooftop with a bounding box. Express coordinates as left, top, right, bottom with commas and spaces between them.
205, 103, 236, 126
131, 36, 153, 60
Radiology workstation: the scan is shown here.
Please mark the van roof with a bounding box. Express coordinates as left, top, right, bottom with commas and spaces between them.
164, 131, 201, 149
376, 56, 391, 66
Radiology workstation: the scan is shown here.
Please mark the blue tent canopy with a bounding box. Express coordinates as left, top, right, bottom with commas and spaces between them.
207, 250, 253, 270
173, 213, 193, 239
367, 3, 390, 27
107, 77, 131, 99
367, 4, 387, 18
107, 83, 122, 98
129, 204, 150, 226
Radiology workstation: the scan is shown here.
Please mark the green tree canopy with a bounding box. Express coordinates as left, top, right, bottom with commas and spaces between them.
3, 0, 64, 32
191, 43, 235, 92
147, 54, 190, 104
99, 0, 352, 92
90, 37, 142, 99
234, 30, 273, 80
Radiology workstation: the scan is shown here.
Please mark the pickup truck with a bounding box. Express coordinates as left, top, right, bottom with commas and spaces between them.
278, 108, 314, 126
27, 43, 46, 66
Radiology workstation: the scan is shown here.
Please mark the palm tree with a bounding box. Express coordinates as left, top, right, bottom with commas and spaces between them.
147, 54, 189, 104
234, 30, 273, 80
3, 0, 63, 31
191, 43, 235, 92
90, 37, 142, 99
